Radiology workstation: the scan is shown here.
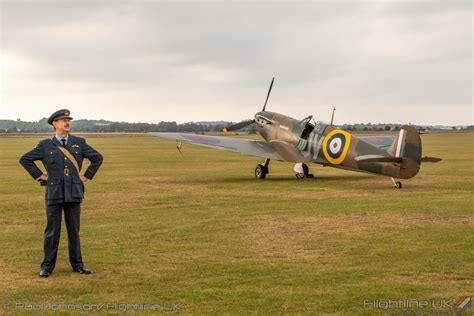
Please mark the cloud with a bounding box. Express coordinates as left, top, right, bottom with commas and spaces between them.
1, 1, 472, 124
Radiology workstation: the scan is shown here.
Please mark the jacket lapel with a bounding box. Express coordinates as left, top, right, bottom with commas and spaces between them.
52, 136, 62, 147
65, 134, 73, 150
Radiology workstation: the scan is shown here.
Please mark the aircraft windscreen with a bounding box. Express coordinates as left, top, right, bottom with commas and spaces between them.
300, 115, 315, 127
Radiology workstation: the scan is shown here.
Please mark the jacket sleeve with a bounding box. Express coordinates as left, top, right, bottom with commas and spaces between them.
82, 139, 103, 180
19, 141, 45, 180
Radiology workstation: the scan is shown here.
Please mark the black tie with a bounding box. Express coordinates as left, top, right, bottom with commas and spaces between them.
61, 138, 66, 147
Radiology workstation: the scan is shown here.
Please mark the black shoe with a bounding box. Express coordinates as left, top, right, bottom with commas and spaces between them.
73, 267, 91, 274
39, 269, 51, 277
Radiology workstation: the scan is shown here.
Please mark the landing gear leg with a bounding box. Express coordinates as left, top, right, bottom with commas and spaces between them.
391, 177, 402, 189
255, 158, 270, 179
294, 163, 314, 179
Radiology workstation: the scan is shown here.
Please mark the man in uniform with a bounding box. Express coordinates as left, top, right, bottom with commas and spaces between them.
19, 109, 103, 277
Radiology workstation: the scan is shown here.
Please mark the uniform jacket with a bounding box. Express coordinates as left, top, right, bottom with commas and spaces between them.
19, 134, 103, 205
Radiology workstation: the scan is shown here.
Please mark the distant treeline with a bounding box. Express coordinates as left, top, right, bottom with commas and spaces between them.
0, 118, 252, 133
0, 118, 472, 133
339, 124, 473, 132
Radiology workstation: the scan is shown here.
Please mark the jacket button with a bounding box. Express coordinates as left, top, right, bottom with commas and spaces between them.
64, 157, 67, 160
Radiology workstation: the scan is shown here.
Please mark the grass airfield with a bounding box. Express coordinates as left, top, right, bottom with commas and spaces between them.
0, 132, 472, 314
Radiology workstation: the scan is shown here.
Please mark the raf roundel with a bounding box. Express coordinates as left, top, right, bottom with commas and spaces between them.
322, 129, 351, 165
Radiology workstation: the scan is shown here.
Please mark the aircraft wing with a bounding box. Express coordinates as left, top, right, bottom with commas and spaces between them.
149, 132, 285, 160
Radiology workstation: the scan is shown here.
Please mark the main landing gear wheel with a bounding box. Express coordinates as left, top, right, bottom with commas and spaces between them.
294, 163, 314, 179
255, 158, 270, 180
391, 177, 402, 189
255, 164, 268, 179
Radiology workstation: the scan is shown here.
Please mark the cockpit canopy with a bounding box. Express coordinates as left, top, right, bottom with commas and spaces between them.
300, 115, 316, 141
300, 115, 316, 127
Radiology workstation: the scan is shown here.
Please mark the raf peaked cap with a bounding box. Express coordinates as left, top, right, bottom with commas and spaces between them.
48, 109, 73, 125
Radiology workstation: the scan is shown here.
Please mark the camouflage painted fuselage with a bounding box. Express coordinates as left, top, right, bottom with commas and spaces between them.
254, 111, 421, 179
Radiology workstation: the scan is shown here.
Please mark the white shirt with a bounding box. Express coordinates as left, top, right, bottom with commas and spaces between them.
55, 133, 69, 145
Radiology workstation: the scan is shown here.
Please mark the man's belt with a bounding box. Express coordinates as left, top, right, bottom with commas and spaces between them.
57, 146, 81, 176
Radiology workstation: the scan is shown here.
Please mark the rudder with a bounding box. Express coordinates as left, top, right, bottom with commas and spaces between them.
388, 125, 421, 179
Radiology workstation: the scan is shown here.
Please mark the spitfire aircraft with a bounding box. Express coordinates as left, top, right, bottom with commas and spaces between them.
150, 78, 441, 189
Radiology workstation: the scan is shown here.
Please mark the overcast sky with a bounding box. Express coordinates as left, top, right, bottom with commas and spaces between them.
1, 1, 472, 125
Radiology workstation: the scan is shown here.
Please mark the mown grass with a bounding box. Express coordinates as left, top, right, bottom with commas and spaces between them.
0, 132, 472, 315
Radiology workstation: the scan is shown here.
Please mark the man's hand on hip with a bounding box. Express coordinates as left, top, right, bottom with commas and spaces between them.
80, 175, 89, 183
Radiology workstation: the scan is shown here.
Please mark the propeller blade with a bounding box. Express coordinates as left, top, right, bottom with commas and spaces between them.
262, 77, 275, 112
223, 119, 255, 132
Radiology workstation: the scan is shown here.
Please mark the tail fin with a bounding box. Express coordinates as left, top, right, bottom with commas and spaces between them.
388, 125, 421, 179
